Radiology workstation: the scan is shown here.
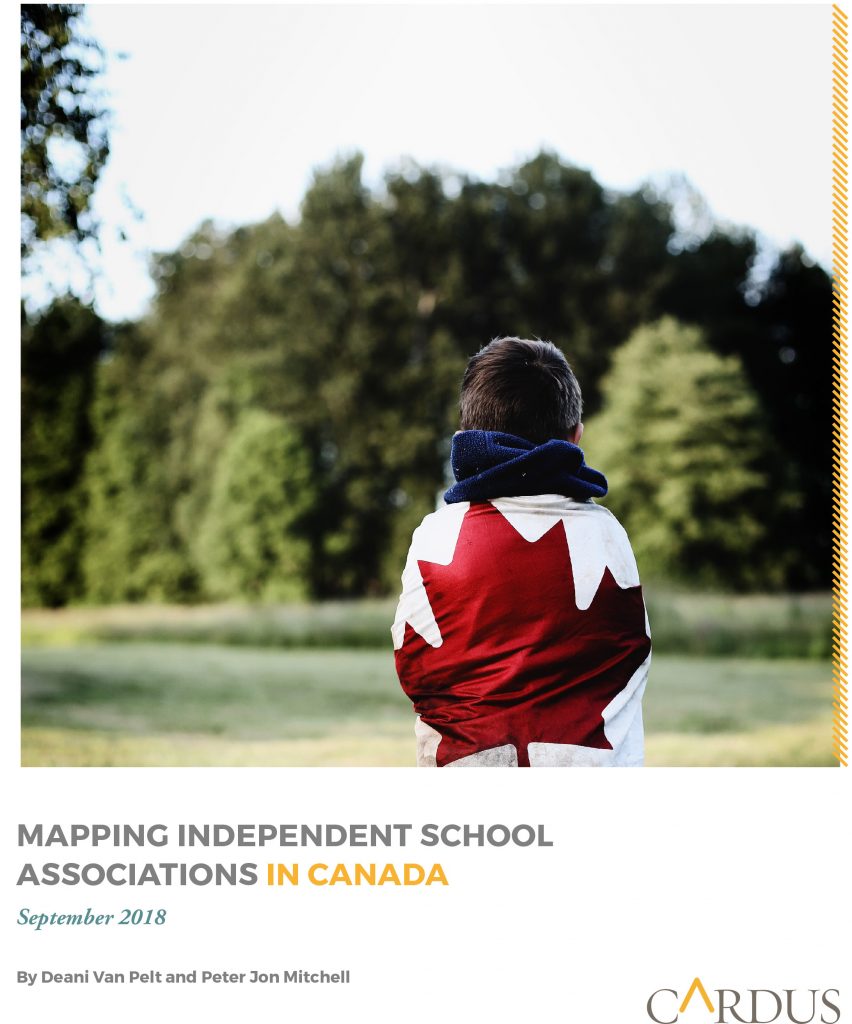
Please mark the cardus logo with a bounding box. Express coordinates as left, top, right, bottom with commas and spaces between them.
646, 977, 841, 1024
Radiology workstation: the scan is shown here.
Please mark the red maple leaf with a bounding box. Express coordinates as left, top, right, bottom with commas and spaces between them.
395, 503, 651, 766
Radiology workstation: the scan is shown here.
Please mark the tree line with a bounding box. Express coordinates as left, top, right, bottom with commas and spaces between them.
22, 150, 831, 606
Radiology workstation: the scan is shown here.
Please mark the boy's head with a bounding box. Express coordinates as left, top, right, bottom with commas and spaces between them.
459, 337, 583, 445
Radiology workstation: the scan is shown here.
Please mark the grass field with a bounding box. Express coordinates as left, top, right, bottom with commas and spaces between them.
21, 590, 832, 658
21, 642, 835, 767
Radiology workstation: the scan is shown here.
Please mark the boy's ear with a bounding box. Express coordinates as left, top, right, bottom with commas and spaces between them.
570, 422, 584, 445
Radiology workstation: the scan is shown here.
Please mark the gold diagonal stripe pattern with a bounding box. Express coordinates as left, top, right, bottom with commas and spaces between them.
833, 4, 849, 766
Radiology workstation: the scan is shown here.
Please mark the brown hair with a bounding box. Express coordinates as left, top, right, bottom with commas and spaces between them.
458, 337, 582, 444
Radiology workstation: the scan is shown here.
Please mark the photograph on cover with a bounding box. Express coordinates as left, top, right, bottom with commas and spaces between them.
20, 3, 835, 767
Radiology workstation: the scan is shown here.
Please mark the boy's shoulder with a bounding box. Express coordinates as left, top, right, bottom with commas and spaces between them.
409, 496, 639, 593
413, 495, 626, 543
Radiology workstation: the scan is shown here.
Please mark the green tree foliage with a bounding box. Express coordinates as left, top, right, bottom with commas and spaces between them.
286, 155, 464, 594
438, 152, 681, 413
661, 240, 832, 586
585, 318, 792, 589
26, 149, 829, 605
82, 321, 198, 604
21, 4, 109, 258
80, 158, 465, 602
22, 298, 104, 606
197, 412, 315, 600
750, 247, 832, 588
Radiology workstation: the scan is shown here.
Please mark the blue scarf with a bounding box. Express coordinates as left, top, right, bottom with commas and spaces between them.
444, 430, 608, 504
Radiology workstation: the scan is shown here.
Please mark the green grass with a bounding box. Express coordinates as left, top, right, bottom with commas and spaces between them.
21, 590, 833, 658
20, 644, 835, 767
21, 601, 400, 650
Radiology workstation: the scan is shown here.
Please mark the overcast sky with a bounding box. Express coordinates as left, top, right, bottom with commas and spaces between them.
27, 3, 833, 321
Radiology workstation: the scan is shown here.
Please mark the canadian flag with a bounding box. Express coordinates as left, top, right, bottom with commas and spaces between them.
392, 495, 652, 767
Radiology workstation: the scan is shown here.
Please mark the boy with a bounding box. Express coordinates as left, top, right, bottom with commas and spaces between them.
392, 337, 651, 767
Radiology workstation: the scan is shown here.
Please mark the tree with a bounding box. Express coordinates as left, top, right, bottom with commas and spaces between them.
749, 246, 832, 588
197, 411, 316, 600
21, 4, 109, 260
81, 322, 199, 603
22, 298, 105, 606
262, 154, 463, 595
441, 153, 616, 407
585, 318, 794, 590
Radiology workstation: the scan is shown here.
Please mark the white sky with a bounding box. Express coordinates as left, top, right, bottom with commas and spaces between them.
27, 3, 833, 321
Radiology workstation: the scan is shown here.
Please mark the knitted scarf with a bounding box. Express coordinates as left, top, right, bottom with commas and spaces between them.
443, 430, 608, 504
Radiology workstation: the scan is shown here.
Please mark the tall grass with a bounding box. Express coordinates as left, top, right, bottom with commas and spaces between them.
643, 591, 831, 658
21, 591, 832, 659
